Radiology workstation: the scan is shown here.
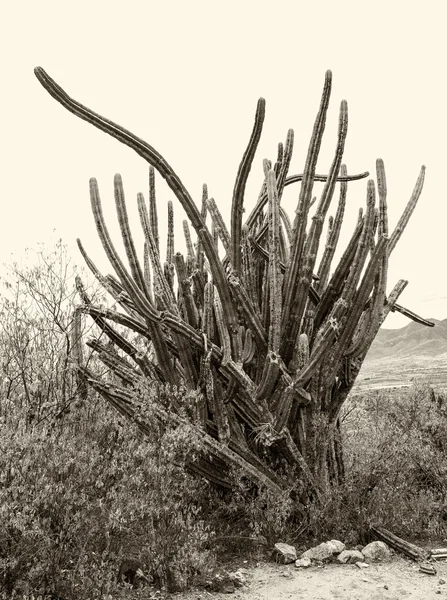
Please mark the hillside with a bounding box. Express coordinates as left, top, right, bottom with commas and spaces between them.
354, 318, 447, 393
366, 318, 447, 359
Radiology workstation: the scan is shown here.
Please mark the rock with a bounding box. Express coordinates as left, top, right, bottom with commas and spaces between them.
228, 570, 247, 588
273, 542, 297, 564
337, 550, 365, 564
362, 541, 391, 562
209, 574, 236, 593
356, 562, 369, 569
295, 557, 312, 568
327, 539, 346, 554
300, 542, 334, 562
439, 578, 446, 585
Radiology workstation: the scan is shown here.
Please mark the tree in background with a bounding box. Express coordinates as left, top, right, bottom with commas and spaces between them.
0, 240, 100, 428
34, 67, 432, 502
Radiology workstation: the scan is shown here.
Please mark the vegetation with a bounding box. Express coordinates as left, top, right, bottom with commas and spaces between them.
0, 69, 441, 597
33, 66, 430, 501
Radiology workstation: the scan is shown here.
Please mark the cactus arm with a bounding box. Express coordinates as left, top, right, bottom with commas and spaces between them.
376, 159, 388, 236
90, 178, 162, 324
283, 100, 348, 363
197, 184, 208, 274
207, 197, 231, 256
279, 206, 293, 244
213, 289, 232, 366
284, 170, 369, 187
266, 170, 282, 354
137, 193, 176, 310
34, 67, 238, 336
340, 181, 377, 305
388, 166, 425, 254
202, 281, 215, 342
256, 350, 280, 402
174, 253, 199, 329
281, 70, 332, 356
76, 238, 137, 315
182, 220, 195, 259
391, 304, 435, 326
316, 164, 348, 292
166, 200, 175, 264
143, 243, 154, 303
325, 235, 388, 385
148, 166, 160, 253
231, 98, 266, 273
114, 174, 151, 300
313, 220, 363, 329
276, 129, 294, 200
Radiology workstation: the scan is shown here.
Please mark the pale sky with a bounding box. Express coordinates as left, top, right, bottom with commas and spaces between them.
2, 1, 446, 328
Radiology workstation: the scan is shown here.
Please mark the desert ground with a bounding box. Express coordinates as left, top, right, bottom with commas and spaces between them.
176, 557, 447, 600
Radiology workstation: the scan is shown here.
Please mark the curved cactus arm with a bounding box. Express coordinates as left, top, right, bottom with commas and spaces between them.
245, 169, 368, 234
34, 69, 204, 228
89, 178, 161, 323
114, 174, 150, 298
284, 170, 369, 187
388, 166, 425, 254
281, 70, 332, 355
231, 98, 266, 273
34, 67, 238, 335
316, 164, 348, 292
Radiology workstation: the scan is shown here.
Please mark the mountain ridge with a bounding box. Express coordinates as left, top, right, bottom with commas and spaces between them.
366, 317, 447, 360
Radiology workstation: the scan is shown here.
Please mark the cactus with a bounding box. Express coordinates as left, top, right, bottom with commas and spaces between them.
35, 66, 432, 495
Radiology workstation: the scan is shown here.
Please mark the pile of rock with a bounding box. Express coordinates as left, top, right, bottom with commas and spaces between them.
273, 540, 391, 569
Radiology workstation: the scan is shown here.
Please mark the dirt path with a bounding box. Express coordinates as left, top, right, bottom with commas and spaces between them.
176, 557, 447, 600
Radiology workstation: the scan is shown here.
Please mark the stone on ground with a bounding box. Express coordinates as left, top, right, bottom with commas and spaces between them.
300, 542, 334, 562
273, 542, 297, 564
337, 549, 365, 564
362, 540, 391, 562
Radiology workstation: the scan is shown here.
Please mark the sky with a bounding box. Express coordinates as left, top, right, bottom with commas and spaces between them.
1, 0, 446, 328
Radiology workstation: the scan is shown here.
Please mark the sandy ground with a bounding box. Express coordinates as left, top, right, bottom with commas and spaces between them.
176, 557, 447, 600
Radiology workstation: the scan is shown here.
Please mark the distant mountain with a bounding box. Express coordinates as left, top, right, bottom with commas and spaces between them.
366, 318, 447, 360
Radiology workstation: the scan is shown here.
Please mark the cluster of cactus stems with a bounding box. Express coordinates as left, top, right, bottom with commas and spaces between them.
35, 67, 432, 496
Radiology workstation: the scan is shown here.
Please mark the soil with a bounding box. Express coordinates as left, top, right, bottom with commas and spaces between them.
175, 556, 447, 600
